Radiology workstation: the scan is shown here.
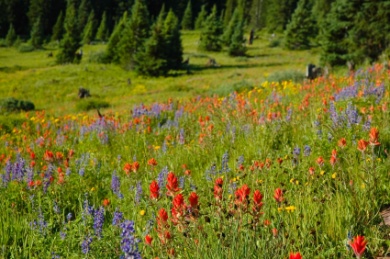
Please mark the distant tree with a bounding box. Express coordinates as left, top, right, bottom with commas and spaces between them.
284, 0, 316, 50
30, 17, 44, 48
134, 10, 168, 76
194, 5, 207, 30
222, 6, 243, 46
28, 0, 51, 35
51, 11, 64, 42
95, 11, 108, 42
228, 20, 246, 56
163, 10, 183, 70
105, 12, 128, 64
266, 0, 299, 32
250, 0, 267, 30
5, 24, 17, 47
82, 11, 96, 44
56, 1, 82, 64
223, 0, 236, 27
198, 5, 223, 51
181, 0, 193, 30
118, 0, 150, 69
78, 0, 91, 33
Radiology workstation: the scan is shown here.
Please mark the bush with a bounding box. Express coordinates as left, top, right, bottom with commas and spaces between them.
76, 99, 110, 111
88, 51, 110, 63
268, 38, 281, 48
267, 70, 306, 83
18, 43, 35, 53
0, 115, 26, 133
0, 39, 7, 47
0, 98, 35, 113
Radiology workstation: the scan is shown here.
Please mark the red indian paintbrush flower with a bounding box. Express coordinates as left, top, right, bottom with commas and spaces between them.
289, 252, 302, 259
235, 184, 251, 204
213, 177, 224, 201
166, 172, 179, 195
147, 158, 158, 166
357, 139, 369, 152
350, 235, 367, 259
157, 208, 169, 227
144, 235, 153, 246
149, 180, 159, 200
252, 190, 264, 212
188, 192, 199, 208
338, 138, 347, 148
132, 161, 140, 172
123, 163, 132, 174
369, 127, 380, 146
316, 156, 324, 167
273, 188, 283, 203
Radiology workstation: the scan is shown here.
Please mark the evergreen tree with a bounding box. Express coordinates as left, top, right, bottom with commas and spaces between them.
194, 5, 207, 30
283, 0, 316, 50
222, 6, 242, 46
228, 20, 246, 56
30, 17, 44, 48
78, 0, 91, 34
118, 0, 150, 69
163, 10, 183, 70
198, 5, 223, 51
95, 11, 108, 42
56, 1, 82, 64
223, 0, 236, 27
181, 0, 193, 30
5, 24, 17, 47
105, 12, 128, 63
134, 10, 168, 76
28, 0, 51, 36
266, 0, 299, 32
51, 11, 64, 42
250, 0, 267, 30
82, 11, 96, 44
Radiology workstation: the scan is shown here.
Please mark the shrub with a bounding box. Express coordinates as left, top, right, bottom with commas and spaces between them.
267, 70, 306, 83
18, 43, 35, 53
76, 99, 110, 111
209, 80, 254, 96
88, 51, 110, 63
0, 115, 26, 133
268, 38, 281, 48
0, 98, 35, 113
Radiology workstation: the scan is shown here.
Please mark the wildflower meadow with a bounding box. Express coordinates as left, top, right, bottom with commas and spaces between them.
1, 63, 390, 258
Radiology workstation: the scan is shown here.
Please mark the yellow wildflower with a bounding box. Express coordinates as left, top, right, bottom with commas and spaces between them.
139, 210, 146, 216
285, 206, 296, 213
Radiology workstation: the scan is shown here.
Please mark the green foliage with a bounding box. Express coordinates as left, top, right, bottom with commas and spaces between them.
5, 24, 16, 47
105, 12, 128, 64
0, 114, 26, 133
267, 69, 306, 83
30, 17, 44, 49
118, 0, 150, 70
181, 0, 193, 30
209, 79, 253, 96
198, 5, 223, 52
51, 11, 64, 42
18, 43, 35, 53
82, 11, 96, 45
78, 0, 92, 34
284, 0, 317, 50
95, 12, 108, 42
227, 21, 246, 56
222, 8, 242, 46
56, 1, 82, 64
76, 98, 110, 111
194, 5, 207, 30
0, 97, 35, 113
266, 0, 300, 32
163, 10, 183, 70
223, 0, 236, 27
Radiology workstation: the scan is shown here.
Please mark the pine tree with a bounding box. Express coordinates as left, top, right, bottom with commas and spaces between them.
82, 11, 96, 45
56, 1, 82, 64
223, 0, 236, 27
30, 17, 44, 49
134, 10, 168, 76
222, 7, 242, 46
266, 0, 299, 32
228, 20, 246, 56
105, 12, 128, 63
118, 0, 150, 69
51, 11, 64, 42
95, 11, 108, 42
194, 5, 207, 30
5, 24, 17, 47
163, 10, 183, 70
283, 0, 316, 50
181, 0, 193, 30
78, 0, 91, 34
250, 0, 267, 30
198, 5, 223, 51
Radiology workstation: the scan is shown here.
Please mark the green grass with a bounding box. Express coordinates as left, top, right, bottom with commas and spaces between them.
0, 30, 321, 116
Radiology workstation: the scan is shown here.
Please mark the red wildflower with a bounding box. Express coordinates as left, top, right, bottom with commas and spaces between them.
357, 139, 369, 152
102, 198, 110, 207
309, 167, 315, 175
273, 188, 283, 203
277, 157, 283, 165
214, 177, 224, 201
147, 158, 158, 166
145, 235, 153, 246
350, 235, 367, 259
289, 252, 302, 259
132, 161, 140, 172
330, 155, 337, 167
68, 149, 75, 158
44, 150, 54, 161
157, 208, 169, 227
215, 177, 223, 187
166, 172, 179, 195
55, 152, 64, 160
316, 156, 324, 167
149, 180, 159, 200
123, 163, 132, 174
369, 127, 380, 146
272, 228, 278, 237
252, 190, 264, 213
29, 152, 36, 160
30, 160, 36, 167
188, 192, 199, 208
235, 184, 251, 204
263, 219, 271, 226
338, 138, 347, 148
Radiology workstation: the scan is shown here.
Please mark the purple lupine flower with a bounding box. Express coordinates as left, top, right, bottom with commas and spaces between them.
228, 182, 237, 194
363, 117, 371, 131
26, 166, 34, 189
304, 145, 311, 156
111, 172, 121, 194
220, 151, 230, 173
135, 181, 142, 204
237, 155, 244, 166
162, 140, 167, 153
78, 168, 85, 177
2, 160, 12, 187
329, 102, 339, 127
112, 210, 123, 226
60, 231, 66, 240
179, 176, 185, 189
178, 128, 185, 144
285, 108, 293, 122
81, 235, 93, 254
120, 220, 141, 259
67, 213, 73, 222
346, 103, 360, 127
157, 166, 169, 195
53, 202, 60, 214
93, 207, 105, 238
12, 154, 25, 181
65, 167, 71, 176
293, 147, 300, 157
